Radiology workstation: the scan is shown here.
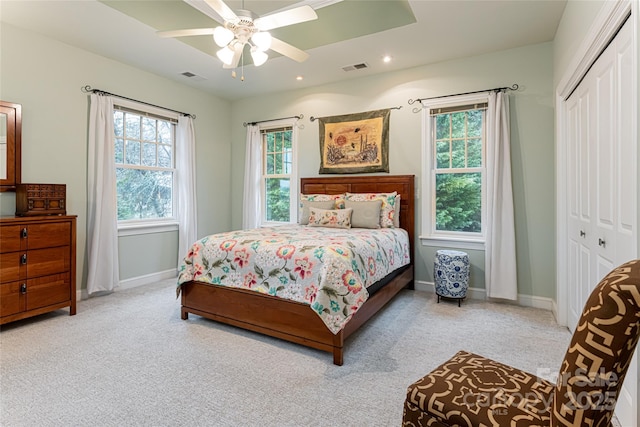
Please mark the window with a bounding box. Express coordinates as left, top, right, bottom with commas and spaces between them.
113, 106, 176, 227
421, 96, 487, 248
260, 124, 297, 224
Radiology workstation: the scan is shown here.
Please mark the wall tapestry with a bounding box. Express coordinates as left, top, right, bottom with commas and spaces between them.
318, 108, 390, 174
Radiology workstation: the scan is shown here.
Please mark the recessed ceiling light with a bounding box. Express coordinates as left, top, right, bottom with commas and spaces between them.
296, 75, 304, 81
383, 55, 392, 63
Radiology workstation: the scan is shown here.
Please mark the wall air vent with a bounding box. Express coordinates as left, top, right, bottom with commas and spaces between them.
180, 71, 206, 82
341, 62, 369, 72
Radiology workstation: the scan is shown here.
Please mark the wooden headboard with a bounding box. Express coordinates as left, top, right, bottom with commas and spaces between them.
300, 175, 415, 260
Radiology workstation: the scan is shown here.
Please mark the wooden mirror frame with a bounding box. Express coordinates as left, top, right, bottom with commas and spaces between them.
0, 101, 22, 192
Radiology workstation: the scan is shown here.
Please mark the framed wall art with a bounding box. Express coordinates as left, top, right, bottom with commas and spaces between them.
318, 108, 390, 174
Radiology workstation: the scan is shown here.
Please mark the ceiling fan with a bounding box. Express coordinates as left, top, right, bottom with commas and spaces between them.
157, 0, 318, 69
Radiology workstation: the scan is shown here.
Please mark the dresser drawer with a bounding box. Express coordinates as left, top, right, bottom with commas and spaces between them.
26, 246, 70, 278
27, 222, 71, 250
0, 251, 27, 282
0, 215, 76, 325
0, 225, 27, 253
26, 273, 70, 311
0, 281, 26, 317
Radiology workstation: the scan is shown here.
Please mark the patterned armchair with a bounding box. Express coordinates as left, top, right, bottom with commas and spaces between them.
403, 259, 640, 427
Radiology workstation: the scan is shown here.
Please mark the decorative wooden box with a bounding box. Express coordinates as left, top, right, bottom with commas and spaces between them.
15, 184, 66, 216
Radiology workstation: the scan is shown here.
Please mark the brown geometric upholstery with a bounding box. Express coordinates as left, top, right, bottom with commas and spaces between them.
403, 259, 640, 427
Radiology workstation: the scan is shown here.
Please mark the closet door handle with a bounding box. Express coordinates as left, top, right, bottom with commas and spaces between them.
598, 238, 606, 247
21, 253, 27, 265
579, 230, 586, 237
21, 227, 28, 238
20, 283, 27, 294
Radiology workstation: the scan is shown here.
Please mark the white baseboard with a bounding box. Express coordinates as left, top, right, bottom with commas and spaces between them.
551, 299, 561, 325
77, 269, 178, 301
118, 269, 178, 290
414, 280, 555, 311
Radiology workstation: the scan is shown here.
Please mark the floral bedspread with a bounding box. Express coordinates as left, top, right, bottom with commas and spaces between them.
177, 225, 410, 334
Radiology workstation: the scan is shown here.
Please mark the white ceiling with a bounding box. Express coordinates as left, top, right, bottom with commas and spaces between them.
0, 0, 567, 101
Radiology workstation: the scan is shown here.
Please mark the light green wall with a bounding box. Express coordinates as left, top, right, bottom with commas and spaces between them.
0, 23, 232, 288
118, 232, 179, 280
230, 42, 556, 299
553, 0, 607, 88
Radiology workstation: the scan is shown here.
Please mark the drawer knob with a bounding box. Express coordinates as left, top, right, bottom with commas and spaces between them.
21, 227, 28, 238
20, 283, 26, 294
21, 253, 27, 265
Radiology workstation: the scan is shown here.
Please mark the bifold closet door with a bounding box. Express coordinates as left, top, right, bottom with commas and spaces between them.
566, 18, 635, 328
565, 17, 637, 426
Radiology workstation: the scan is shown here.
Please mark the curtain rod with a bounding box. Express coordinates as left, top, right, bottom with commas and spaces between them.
81, 85, 196, 119
407, 84, 519, 112
309, 105, 402, 122
243, 114, 304, 127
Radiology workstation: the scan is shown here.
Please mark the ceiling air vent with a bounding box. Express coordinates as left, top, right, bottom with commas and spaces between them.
342, 62, 369, 72
180, 71, 206, 82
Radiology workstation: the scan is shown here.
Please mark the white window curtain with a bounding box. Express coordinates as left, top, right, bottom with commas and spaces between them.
176, 115, 198, 267
485, 91, 518, 300
242, 124, 262, 229
87, 93, 119, 295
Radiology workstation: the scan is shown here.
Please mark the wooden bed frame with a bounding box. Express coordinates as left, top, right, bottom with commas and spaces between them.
180, 175, 415, 365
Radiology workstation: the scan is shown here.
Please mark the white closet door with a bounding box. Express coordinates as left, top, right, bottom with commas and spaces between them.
592, 28, 617, 284
566, 84, 595, 328
564, 18, 637, 426
612, 18, 637, 427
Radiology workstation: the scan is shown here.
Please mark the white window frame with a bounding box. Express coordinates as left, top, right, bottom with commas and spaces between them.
259, 119, 298, 226
113, 98, 179, 236
420, 93, 488, 250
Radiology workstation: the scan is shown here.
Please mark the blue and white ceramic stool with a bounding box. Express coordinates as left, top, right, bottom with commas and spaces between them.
434, 250, 469, 307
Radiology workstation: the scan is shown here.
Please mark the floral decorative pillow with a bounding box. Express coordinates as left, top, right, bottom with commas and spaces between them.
308, 207, 352, 229
345, 192, 397, 228
299, 200, 336, 225
300, 193, 345, 213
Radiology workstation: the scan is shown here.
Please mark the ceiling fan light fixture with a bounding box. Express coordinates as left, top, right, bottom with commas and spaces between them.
216, 45, 236, 65
251, 31, 272, 51
250, 46, 268, 66
213, 26, 234, 47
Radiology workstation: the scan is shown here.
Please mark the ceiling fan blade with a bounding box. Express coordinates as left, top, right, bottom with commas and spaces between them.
222, 45, 243, 69
157, 28, 215, 38
185, 0, 237, 23
269, 37, 310, 63
254, 5, 318, 31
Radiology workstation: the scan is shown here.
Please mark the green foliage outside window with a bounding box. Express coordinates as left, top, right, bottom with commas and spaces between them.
263, 128, 293, 222
265, 178, 290, 222
434, 109, 484, 233
435, 173, 481, 232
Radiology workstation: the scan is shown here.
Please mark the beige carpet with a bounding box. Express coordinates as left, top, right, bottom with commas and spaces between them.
1, 280, 572, 426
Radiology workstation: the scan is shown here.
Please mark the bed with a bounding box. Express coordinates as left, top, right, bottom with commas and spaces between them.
178, 175, 415, 365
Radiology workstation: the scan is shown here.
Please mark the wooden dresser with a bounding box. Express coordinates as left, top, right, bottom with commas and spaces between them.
0, 215, 76, 325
